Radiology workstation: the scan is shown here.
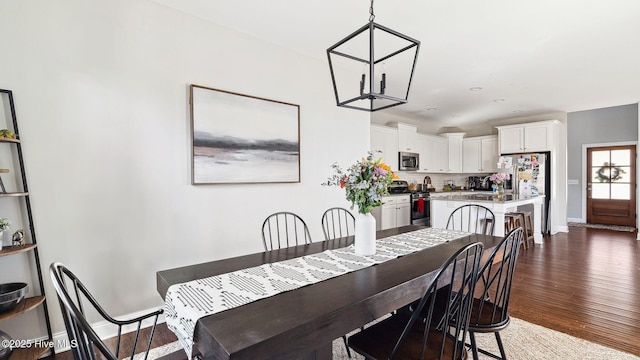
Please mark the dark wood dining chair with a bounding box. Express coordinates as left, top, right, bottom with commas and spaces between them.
447, 204, 496, 235
261, 212, 312, 251
321, 207, 355, 240
465, 226, 524, 360
49, 262, 163, 360
347, 241, 484, 360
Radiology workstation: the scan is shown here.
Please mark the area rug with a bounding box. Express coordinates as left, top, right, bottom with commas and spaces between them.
568, 222, 636, 232
138, 317, 639, 360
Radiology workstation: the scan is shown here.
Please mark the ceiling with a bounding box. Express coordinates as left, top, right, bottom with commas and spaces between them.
152, 0, 640, 132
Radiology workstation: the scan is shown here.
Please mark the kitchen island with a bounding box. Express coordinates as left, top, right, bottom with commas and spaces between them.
431, 193, 545, 243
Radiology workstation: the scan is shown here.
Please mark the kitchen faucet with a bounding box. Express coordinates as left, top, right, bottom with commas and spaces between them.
481, 175, 491, 188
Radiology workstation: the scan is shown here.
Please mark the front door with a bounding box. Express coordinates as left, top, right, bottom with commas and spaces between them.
587, 145, 636, 226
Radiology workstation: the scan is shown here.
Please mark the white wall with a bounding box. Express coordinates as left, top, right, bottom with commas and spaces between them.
0, 0, 370, 339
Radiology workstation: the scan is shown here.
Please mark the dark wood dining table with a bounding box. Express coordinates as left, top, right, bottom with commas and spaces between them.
156, 225, 502, 360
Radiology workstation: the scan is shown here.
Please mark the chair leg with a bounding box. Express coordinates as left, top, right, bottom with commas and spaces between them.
342, 335, 352, 358
469, 332, 480, 360
495, 331, 507, 360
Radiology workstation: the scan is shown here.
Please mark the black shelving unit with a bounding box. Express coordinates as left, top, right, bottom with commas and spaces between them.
0, 89, 53, 358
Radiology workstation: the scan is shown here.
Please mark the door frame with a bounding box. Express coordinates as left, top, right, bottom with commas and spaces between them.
581, 141, 637, 223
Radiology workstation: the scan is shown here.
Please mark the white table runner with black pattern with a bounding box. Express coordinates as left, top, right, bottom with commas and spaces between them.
164, 228, 470, 358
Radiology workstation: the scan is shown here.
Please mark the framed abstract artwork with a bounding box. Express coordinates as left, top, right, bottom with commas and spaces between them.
190, 85, 300, 184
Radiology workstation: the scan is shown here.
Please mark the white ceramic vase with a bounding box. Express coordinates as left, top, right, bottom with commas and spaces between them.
0, 231, 4, 250
354, 212, 376, 255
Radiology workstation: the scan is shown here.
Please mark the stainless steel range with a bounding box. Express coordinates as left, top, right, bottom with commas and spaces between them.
410, 190, 430, 226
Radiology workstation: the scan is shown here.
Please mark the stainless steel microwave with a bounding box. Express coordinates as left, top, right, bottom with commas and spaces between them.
399, 152, 419, 171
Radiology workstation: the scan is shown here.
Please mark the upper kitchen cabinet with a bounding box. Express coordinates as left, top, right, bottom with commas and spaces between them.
496, 120, 561, 154
397, 123, 421, 153
418, 134, 447, 173
445, 133, 465, 173
463, 135, 498, 173
370, 125, 399, 171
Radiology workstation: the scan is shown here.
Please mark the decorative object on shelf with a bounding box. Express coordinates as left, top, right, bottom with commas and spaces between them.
0, 169, 7, 193
0, 282, 28, 313
0, 129, 15, 139
490, 173, 510, 200
326, 0, 420, 112
0, 218, 9, 250
190, 84, 300, 185
323, 152, 397, 255
11, 229, 24, 246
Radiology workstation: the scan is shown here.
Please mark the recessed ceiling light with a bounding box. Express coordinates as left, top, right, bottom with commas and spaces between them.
512, 109, 524, 113
426, 107, 438, 111
493, 98, 505, 102
469, 87, 483, 91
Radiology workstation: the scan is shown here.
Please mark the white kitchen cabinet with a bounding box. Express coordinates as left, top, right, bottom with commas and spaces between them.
431, 136, 448, 173
463, 138, 481, 173
463, 135, 498, 173
397, 123, 420, 153
396, 201, 411, 227
416, 134, 431, 172
446, 133, 465, 173
523, 123, 551, 152
497, 121, 560, 154
481, 137, 499, 172
419, 135, 448, 173
380, 195, 411, 230
370, 125, 399, 171
498, 127, 523, 154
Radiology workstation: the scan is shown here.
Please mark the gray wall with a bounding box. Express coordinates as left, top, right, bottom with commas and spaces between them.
567, 104, 638, 220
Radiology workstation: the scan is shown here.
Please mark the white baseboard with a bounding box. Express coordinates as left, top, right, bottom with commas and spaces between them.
52, 307, 166, 353
567, 217, 584, 223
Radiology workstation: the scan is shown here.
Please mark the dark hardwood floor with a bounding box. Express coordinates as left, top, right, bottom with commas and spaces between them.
509, 226, 640, 356
46, 226, 640, 359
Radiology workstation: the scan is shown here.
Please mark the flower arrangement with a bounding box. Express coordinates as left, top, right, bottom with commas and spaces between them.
0, 218, 10, 231
490, 173, 510, 185
323, 152, 398, 214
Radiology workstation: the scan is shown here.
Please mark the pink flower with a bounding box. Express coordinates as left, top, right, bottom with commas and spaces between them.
490, 173, 510, 184
373, 166, 387, 177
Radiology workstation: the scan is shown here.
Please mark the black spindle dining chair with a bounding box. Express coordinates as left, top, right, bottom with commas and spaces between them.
347, 241, 484, 360
446, 204, 496, 235
321, 207, 355, 240
465, 227, 524, 360
49, 262, 163, 360
261, 212, 312, 251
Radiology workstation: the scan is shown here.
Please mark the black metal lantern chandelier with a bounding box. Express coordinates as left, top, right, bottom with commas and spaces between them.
327, 0, 420, 112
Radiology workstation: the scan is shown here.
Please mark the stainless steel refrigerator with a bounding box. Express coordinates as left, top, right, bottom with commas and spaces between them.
498, 152, 551, 234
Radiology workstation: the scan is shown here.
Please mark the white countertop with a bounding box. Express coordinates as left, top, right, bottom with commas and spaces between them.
430, 193, 544, 204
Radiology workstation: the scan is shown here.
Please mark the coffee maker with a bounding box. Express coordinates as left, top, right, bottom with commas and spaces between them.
468, 176, 479, 190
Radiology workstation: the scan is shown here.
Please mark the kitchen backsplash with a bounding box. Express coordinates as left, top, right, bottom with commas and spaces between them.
396, 172, 492, 191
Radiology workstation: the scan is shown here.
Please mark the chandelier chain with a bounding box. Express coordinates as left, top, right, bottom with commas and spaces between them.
369, 0, 375, 22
